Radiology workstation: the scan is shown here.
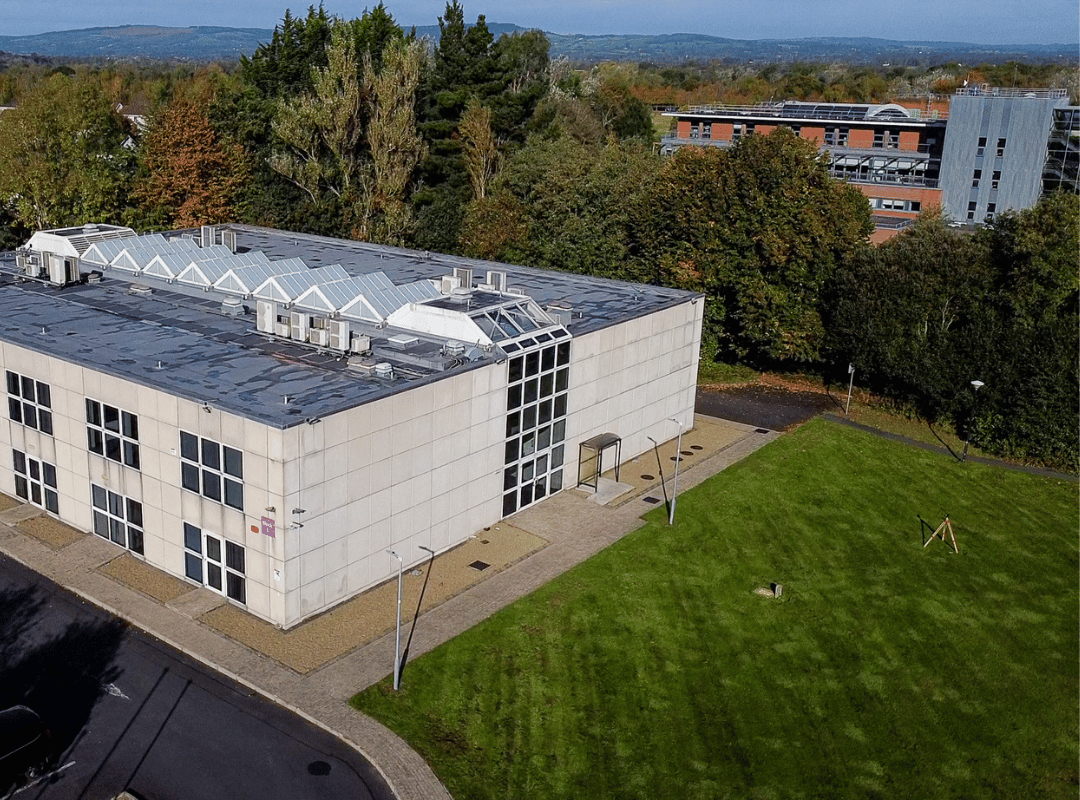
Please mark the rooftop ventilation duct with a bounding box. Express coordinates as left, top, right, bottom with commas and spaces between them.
201, 225, 215, 248
442, 340, 465, 358
221, 296, 244, 316
128, 285, 153, 297
388, 333, 419, 349
545, 301, 573, 326
374, 362, 394, 379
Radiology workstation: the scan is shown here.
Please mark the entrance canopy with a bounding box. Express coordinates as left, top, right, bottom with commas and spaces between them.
577, 432, 622, 491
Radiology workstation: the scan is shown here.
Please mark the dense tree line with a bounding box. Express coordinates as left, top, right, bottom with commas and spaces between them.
0, 4, 1074, 469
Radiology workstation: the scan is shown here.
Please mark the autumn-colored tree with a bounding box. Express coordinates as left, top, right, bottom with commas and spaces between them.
360, 38, 427, 244
137, 92, 247, 228
459, 98, 498, 200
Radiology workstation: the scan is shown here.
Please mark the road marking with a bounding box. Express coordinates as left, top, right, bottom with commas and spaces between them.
9, 762, 76, 796
104, 683, 131, 700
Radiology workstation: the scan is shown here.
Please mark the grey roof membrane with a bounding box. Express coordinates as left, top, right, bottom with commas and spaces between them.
0, 224, 698, 429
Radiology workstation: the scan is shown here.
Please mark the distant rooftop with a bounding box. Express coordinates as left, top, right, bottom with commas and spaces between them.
0, 224, 697, 429
666, 100, 946, 123
953, 85, 1068, 99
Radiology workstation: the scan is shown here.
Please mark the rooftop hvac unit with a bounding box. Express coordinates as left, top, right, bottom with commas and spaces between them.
486, 270, 507, 292
440, 275, 461, 294
328, 319, 351, 351
348, 357, 378, 373
350, 334, 371, 354
453, 267, 473, 290
374, 362, 394, 379
16, 250, 42, 278
221, 229, 237, 253
290, 311, 307, 341
388, 333, 419, 349
256, 301, 275, 334
443, 340, 465, 358
308, 327, 329, 347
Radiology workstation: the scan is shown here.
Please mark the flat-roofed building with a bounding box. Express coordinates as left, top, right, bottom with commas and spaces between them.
0, 223, 702, 628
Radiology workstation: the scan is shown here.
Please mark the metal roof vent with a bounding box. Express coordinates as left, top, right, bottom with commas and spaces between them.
374, 362, 394, 379
388, 333, 419, 349
348, 357, 378, 373
443, 340, 465, 358
221, 296, 244, 316
128, 285, 153, 297
86, 271, 102, 284
449, 287, 473, 303
545, 301, 572, 326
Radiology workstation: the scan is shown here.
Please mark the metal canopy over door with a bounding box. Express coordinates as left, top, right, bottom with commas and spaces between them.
577, 433, 622, 491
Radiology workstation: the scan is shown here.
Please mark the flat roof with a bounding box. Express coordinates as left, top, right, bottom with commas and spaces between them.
0, 225, 699, 429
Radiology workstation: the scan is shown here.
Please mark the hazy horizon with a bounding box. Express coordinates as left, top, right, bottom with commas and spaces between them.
2, 0, 1078, 45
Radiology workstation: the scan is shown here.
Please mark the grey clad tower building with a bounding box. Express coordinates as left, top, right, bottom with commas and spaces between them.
0, 224, 703, 628
938, 87, 1072, 224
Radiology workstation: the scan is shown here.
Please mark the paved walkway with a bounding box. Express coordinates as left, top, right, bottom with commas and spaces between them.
0, 414, 779, 800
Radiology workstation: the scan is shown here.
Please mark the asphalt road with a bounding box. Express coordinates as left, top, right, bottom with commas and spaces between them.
696, 384, 837, 430
0, 553, 394, 800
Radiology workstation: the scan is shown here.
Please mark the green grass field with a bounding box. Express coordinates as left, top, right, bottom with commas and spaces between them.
352, 420, 1079, 800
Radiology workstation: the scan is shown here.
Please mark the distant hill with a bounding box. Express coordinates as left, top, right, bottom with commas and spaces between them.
0, 25, 1074, 65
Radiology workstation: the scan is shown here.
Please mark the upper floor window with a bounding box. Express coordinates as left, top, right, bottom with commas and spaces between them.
991, 170, 1001, 190
6, 371, 52, 434
180, 432, 243, 510
996, 138, 1006, 157
976, 136, 987, 157
972, 169, 981, 188
86, 399, 140, 469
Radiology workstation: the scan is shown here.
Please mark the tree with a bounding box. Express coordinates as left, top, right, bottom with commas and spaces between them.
136, 90, 247, 228
361, 39, 426, 244
0, 73, 136, 231
459, 98, 498, 200
636, 129, 873, 364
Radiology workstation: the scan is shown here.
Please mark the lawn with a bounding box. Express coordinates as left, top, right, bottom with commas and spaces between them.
352, 420, 1079, 800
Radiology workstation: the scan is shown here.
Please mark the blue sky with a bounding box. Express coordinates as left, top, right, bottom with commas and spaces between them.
3, 0, 1078, 44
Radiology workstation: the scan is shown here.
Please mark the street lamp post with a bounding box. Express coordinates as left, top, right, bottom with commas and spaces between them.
387, 549, 403, 690
963, 380, 985, 462
845, 363, 855, 416
668, 417, 683, 525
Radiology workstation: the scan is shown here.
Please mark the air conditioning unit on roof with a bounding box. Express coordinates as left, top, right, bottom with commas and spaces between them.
328, 319, 351, 351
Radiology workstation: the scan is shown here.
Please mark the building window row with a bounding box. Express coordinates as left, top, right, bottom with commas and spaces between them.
972, 169, 1001, 189
184, 523, 246, 603
12, 450, 58, 513
976, 137, 1007, 158
870, 198, 922, 212
6, 371, 53, 434
180, 431, 244, 510
91, 484, 143, 555
86, 399, 140, 469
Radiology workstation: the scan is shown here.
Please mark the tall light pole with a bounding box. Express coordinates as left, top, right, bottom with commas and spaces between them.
963, 380, 985, 462
387, 549, 403, 690
845, 363, 855, 416
668, 417, 683, 525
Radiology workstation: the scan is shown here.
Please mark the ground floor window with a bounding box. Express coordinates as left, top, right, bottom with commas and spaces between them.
183, 523, 245, 603
91, 484, 143, 555
12, 450, 58, 513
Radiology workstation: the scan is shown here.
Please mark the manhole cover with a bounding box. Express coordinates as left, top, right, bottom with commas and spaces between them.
755, 428, 770, 434
640, 474, 655, 480
480, 539, 489, 544
468, 560, 490, 571
642, 496, 661, 504
669, 456, 683, 462
680, 450, 694, 456
690, 445, 703, 451
308, 761, 332, 776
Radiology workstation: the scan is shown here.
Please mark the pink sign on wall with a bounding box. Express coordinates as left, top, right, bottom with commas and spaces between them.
261, 516, 276, 538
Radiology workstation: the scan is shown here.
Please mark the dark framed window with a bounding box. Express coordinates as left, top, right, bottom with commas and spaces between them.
184, 523, 245, 603
86, 399, 140, 469
13, 450, 58, 513
7, 371, 52, 434
180, 432, 244, 510
91, 484, 144, 554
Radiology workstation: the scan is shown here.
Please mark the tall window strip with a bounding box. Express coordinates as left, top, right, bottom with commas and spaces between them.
180, 432, 244, 511
12, 450, 58, 513
86, 399, 140, 469
184, 523, 246, 603
503, 339, 570, 517
91, 484, 144, 555
6, 371, 53, 434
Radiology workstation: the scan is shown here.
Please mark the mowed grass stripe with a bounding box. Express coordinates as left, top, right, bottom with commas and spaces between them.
353, 419, 1078, 800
